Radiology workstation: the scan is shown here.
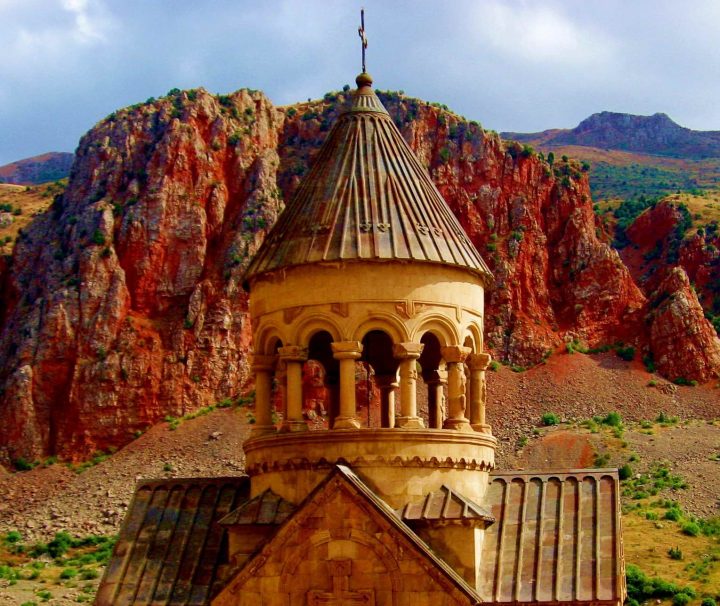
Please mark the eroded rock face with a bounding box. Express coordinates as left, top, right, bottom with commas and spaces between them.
0, 88, 715, 462
0, 89, 284, 462
648, 267, 720, 383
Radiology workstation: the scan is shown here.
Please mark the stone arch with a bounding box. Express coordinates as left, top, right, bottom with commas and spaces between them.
305, 330, 339, 424
256, 324, 286, 356
412, 313, 459, 347
462, 322, 483, 353
361, 330, 398, 428
352, 313, 408, 344
279, 528, 402, 593
294, 314, 343, 347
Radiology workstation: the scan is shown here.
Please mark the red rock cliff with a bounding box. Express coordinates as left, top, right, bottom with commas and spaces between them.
0, 88, 714, 463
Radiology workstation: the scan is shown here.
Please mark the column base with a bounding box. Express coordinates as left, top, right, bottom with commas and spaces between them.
250, 424, 277, 438
471, 423, 493, 434
396, 416, 425, 429
279, 420, 309, 433
333, 416, 362, 430
443, 418, 474, 432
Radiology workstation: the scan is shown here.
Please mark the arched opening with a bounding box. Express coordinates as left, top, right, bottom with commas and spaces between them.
268, 338, 284, 426
419, 332, 444, 429
360, 330, 397, 428
305, 331, 339, 429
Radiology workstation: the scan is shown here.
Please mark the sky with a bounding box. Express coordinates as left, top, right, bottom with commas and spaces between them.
2, 0, 720, 165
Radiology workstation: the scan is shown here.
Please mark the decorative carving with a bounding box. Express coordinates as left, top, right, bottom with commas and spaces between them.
392, 342, 424, 360
417, 224, 430, 235
376, 222, 390, 232
330, 302, 349, 318
394, 301, 411, 319
278, 345, 308, 362
440, 345, 471, 364
245, 454, 494, 476
359, 221, 373, 232
283, 306, 304, 324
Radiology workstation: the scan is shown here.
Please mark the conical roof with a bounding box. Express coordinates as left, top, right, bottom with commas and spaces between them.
244, 73, 492, 284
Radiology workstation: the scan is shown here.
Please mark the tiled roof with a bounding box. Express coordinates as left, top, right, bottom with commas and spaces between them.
244, 73, 492, 284
96, 477, 249, 606
479, 470, 625, 604
396, 485, 494, 524
218, 488, 295, 526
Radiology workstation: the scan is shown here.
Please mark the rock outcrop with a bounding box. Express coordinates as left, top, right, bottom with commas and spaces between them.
0, 87, 715, 463
647, 267, 720, 383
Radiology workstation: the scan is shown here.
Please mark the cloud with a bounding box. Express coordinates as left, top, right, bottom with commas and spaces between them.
469, 1, 617, 68
62, 0, 112, 43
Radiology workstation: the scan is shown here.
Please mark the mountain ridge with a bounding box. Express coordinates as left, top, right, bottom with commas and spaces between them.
0, 152, 74, 185
503, 111, 720, 159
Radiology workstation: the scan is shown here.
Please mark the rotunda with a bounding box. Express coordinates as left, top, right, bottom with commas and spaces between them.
242, 71, 496, 508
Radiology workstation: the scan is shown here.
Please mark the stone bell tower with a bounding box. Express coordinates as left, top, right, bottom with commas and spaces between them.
238, 69, 496, 587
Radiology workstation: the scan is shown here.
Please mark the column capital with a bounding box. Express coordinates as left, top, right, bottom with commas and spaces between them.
278, 345, 308, 362
467, 352, 492, 371
441, 345, 471, 364
331, 340, 363, 360
251, 353, 277, 371
393, 342, 424, 360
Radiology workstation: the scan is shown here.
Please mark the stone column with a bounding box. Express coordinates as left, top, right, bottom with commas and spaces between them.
278, 345, 308, 432
424, 369, 448, 429
441, 345, 472, 431
250, 354, 277, 437
468, 352, 492, 433
393, 342, 425, 429
377, 376, 399, 428
331, 341, 363, 429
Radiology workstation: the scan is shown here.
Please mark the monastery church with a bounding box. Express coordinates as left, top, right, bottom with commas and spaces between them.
97, 65, 625, 605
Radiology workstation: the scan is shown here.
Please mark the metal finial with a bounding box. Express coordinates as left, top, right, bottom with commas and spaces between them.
358, 8, 367, 73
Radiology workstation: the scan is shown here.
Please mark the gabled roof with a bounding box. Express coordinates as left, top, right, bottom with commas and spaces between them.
479, 470, 625, 604
96, 477, 249, 606
244, 73, 492, 285
214, 465, 482, 605
217, 488, 295, 526
396, 484, 495, 524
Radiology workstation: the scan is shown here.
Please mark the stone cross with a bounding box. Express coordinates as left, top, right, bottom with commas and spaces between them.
307, 559, 374, 604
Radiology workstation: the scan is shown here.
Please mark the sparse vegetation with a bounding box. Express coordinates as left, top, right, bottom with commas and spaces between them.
540, 412, 560, 426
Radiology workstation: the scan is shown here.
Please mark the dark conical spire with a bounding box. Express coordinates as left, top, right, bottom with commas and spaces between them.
244, 77, 492, 284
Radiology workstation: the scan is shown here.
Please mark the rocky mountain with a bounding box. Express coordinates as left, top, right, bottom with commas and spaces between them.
503, 112, 720, 159
0, 87, 718, 465
0, 152, 74, 185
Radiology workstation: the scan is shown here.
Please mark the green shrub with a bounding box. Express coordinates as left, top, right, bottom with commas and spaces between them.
13, 457, 35, 471
4, 530, 23, 544
91, 229, 105, 246
664, 507, 683, 522
48, 531, 73, 558
619, 464, 633, 480
541, 412, 560, 426
79, 568, 99, 580
60, 567, 78, 580
616, 345, 635, 361
668, 546, 683, 560
673, 594, 691, 606
602, 411, 622, 427
701, 598, 717, 606
681, 521, 701, 536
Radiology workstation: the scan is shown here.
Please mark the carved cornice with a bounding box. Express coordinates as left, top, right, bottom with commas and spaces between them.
245, 454, 495, 476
